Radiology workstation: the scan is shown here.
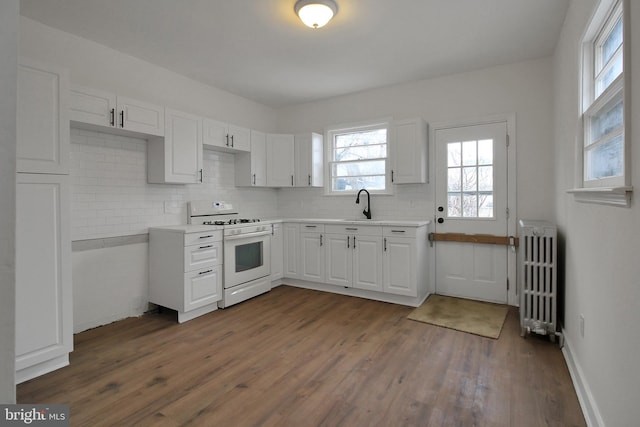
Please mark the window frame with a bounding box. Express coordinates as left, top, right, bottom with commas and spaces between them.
324, 119, 393, 196
571, 0, 632, 206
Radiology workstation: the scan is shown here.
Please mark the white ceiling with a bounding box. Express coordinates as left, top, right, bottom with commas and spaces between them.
20, 0, 570, 108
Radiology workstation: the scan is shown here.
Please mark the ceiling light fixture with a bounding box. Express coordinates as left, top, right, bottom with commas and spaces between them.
294, 0, 338, 29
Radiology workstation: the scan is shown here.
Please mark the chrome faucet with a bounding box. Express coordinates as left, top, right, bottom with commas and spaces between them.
355, 189, 372, 219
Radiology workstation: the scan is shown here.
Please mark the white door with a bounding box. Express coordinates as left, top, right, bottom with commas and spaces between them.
164, 108, 203, 184
325, 234, 351, 287
266, 133, 295, 187
434, 121, 509, 303
352, 235, 383, 292
300, 231, 325, 282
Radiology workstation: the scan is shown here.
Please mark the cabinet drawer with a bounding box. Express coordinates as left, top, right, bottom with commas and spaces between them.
184, 265, 222, 311
325, 224, 382, 236
184, 241, 222, 272
301, 223, 325, 232
383, 226, 417, 238
184, 230, 222, 246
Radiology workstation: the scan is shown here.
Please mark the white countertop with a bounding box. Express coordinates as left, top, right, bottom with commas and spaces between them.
278, 218, 431, 227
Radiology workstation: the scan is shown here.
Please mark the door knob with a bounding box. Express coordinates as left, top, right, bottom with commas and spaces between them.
437, 218, 444, 224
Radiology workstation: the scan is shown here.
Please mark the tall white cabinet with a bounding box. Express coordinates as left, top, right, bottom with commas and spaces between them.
15, 59, 72, 383
267, 133, 295, 187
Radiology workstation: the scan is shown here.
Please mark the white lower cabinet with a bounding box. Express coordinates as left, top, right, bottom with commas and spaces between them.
15, 173, 72, 383
149, 227, 223, 323
283, 223, 300, 278
285, 222, 428, 301
324, 225, 383, 291
270, 223, 284, 281
300, 224, 325, 282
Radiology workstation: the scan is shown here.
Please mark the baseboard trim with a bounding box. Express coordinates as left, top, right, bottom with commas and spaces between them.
561, 328, 605, 427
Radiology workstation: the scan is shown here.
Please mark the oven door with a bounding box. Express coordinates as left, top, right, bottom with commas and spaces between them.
224, 231, 271, 288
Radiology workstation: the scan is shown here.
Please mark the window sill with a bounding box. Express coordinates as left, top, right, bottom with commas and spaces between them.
566, 186, 632, 207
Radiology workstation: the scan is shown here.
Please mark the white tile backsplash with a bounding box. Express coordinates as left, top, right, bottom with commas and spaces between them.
70, 128, 278, 240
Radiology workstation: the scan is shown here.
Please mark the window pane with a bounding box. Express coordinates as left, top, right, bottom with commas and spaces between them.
478, 194, 494, 218
596, 52, 623, 97
478, 139, 493, 165
448, 194, 462, 217
478, 166, 493, 191
586, 134, 623, 180
602, 17, 623, 65
335, 144, 386, 161
462, 167, 477, 191
333, 160, 386, 176
448, 168, 461, 191
462, 140, 477, 166
590, 98, 623, 143
332, 175, 386, 191
335, 129, 387, 149
448, 142, 461, 167
462, 193, 478, 217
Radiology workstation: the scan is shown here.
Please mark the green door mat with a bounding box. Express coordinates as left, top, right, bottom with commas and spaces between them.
408, 294, 508, 339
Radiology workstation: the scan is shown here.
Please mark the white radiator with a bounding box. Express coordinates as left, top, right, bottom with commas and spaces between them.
518, 220, 559, 341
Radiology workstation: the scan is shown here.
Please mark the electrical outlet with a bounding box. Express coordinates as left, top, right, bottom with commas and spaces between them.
579, 314, 585, 338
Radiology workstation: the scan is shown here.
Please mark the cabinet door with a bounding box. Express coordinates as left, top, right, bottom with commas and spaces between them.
117, 96, 164, 136
266, 133, 295, 187
228, 124, 251, 152
203, 118, 228, 149
295, 133, 323, 187
283, 223, 299, 278
325, 234, 352, 287
390, 118, 427, 184
383, 237, 417, 296
15, 174, 72, 379
69, 85, 116, 128
183, 265, 222, 313
251, 130, 267, 186
300, 232, 325, 282
17, 60, 69, 174
159, 108, 203, 184
353, 235, 383, 292
270, 224, 284, 280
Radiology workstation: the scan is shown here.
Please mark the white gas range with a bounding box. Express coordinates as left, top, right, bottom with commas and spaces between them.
188, 201, 272, 308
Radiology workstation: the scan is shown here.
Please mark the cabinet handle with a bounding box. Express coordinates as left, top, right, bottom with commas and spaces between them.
231, 135, 234, 147
253, 174, 256, 185
291, 175, 294, 186
347, 236, 350, 248
308, 174, 311, 186
199, 245, 213, 249
120, 110, 125, 128
391, 230, 406, 233
199, 169, 203, 183
225, 134, 229, 146
199, 269, 213, 275
199, 235, 213, 239
305, 225, 317, 228
353, 236, 357, 249
320, 234, 323, 246
345, 227, 358, 231
110, 108, 115, 126
271, 224, 274, 235
384, 237, 387, 252
391, 170, 394, 183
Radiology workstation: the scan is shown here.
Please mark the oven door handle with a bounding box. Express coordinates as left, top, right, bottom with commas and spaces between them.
224, 230, 272, 241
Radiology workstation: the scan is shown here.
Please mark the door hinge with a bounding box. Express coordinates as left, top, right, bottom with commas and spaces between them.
506, 133, 510, 147
507, 278, 510, 290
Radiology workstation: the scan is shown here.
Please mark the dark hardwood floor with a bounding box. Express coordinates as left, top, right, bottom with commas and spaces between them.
17, 285, 585, 426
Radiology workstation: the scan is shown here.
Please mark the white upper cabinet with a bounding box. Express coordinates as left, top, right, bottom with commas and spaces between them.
390, 118, 428, 184
203, 118, 250, 152
294, 132, 323, 187
266, 133, 295, 187
147, 108, 203, 184
17, 59, 70, 175
69, 85, 164, 137
235, 130, 267, 187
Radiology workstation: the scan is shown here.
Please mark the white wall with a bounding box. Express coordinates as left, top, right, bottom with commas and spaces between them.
553, 1, 640, 426
0, 0, 18, 404
275, 58, 555, 223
